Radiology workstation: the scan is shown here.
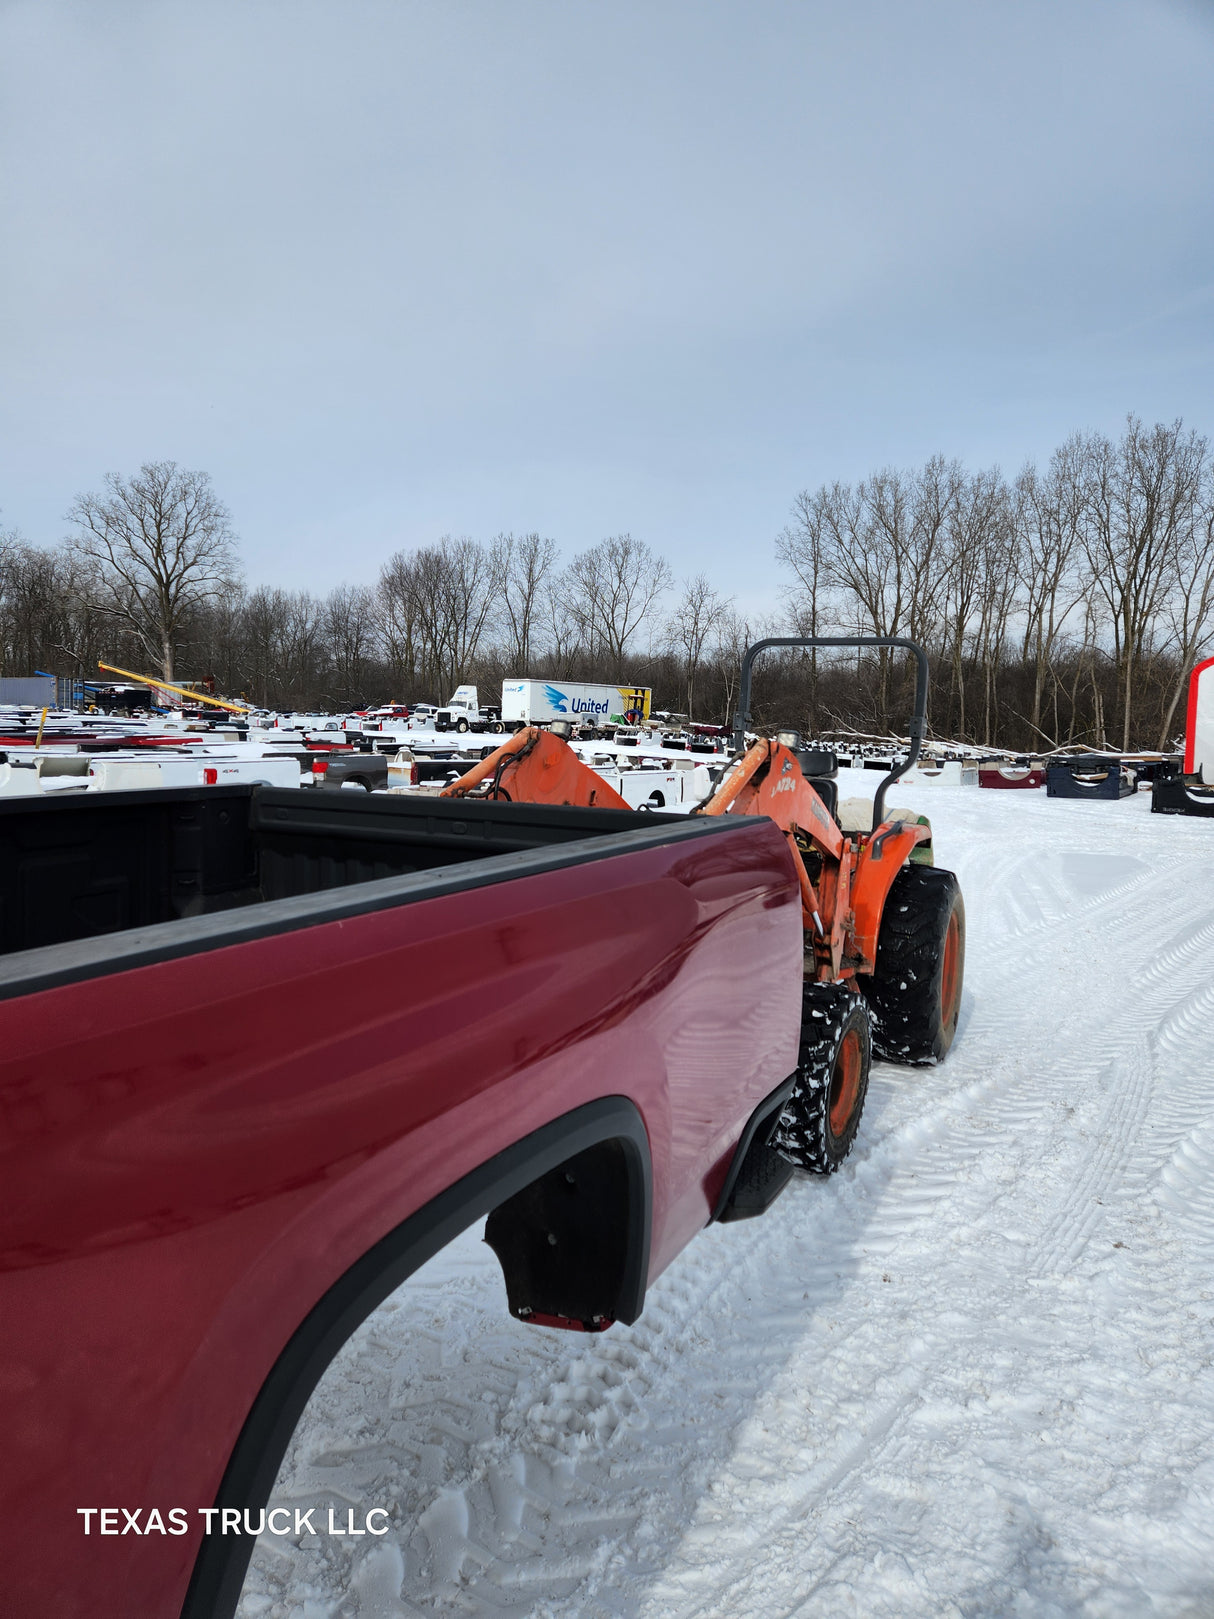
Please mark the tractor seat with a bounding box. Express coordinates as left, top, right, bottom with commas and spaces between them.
807, 777, 839, 818
797, 748, 837, 778
796, 749, 839, 818
836, 798, 921, 833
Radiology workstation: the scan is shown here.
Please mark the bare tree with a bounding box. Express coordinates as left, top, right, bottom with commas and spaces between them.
816, 477, 892, 650
324, 584, 380, 708
239, 587, 325, 708
777, 488, 838, 723
1014, 440, 1087, 744
376, 553, 421, 696
906, 455, 963, 650
796, 461, 959, 725
430, 538, 502, 696
1157, 467, 1214, 747
1081, 417, 1208, 750
378, 538, 501, 698
496, 532, 559, 670
712, 606, 753, 729
941, 466, 1007, 739
561, 535, 673, 676
666, 574, 731, 717
187, 585, 249, 702
0, 529, 114, 681
542, 575, 585, 676
67, 462, 239, 681
972, 496, 1020, 746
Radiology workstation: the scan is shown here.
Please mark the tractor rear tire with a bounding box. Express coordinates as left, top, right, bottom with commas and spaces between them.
863, 865, 965, 1065
773, 983, 872, 1174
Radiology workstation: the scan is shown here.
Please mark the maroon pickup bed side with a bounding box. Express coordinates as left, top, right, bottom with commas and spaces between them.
0, 813, 801, 1618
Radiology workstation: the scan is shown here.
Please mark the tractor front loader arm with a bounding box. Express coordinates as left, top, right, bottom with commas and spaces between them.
701, 740, 845, 861
439, 726, 631, 809
697, 738, 847, 969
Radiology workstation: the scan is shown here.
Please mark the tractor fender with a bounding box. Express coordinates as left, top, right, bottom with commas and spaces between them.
850, 820, 933, 971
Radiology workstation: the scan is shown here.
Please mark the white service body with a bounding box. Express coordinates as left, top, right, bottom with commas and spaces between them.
571, 746, 715, 811
0, 751, 302, 796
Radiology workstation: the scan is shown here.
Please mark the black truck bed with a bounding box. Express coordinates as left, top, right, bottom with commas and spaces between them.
0, 785, 741, 1000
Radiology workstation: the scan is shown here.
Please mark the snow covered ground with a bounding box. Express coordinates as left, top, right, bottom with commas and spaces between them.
237, 773, 1214, 1619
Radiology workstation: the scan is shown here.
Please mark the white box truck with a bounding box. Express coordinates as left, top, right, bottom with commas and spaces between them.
501, 680, 651, 729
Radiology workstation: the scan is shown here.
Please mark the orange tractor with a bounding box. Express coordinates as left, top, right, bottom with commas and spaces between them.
442, 636, 966, 1176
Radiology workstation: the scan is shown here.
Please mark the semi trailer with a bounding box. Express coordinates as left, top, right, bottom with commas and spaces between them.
501, 679, 652, 728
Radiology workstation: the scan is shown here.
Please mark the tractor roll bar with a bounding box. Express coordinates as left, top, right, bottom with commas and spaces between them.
732, 636, 931, 831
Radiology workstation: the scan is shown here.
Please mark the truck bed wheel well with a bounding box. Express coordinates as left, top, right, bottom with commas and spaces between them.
180, 1098, 651, 1619
485, 1138, 643, 1330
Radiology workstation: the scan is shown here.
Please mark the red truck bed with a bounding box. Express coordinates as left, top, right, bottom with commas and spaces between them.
0, 785, 803, 1617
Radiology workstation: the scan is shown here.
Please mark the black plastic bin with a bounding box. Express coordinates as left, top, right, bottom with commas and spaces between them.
1046, 759, 1136, 800
1151, 774, 1214, 817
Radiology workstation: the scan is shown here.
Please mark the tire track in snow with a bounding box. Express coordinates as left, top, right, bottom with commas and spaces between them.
1155, 1121, 1214, 1265
953, 833, 1214, 1264
243, 1257, 655, 1615
1113, 924, 1214, 1204
975, 844, 1171, 947
1155, 974, 1214, 1055
241, 1187, 857, 1617
1026, 1041, 1156, 1276
1129, 902, 1214, 991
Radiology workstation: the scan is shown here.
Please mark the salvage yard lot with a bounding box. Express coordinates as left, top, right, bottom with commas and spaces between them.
240, 773, 1214, 1619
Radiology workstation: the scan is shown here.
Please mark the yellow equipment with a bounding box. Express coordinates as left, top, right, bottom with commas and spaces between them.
96, 663, 252, 715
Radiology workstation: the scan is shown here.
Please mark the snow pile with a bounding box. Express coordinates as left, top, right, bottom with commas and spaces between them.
238, 775, 1214, 1618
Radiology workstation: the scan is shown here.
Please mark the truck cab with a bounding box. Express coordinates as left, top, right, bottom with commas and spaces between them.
434, 686, 503, 733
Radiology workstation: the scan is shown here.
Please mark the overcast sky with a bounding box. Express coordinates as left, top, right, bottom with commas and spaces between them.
2, 0, 1213, 618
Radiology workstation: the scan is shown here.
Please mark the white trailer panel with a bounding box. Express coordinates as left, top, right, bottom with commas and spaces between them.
1185, 656, 1214, 779
501, 680, 651, 726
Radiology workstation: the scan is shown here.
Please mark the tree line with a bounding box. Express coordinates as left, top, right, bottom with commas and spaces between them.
2, 415, 1212, 752
778, 417, 1214, 753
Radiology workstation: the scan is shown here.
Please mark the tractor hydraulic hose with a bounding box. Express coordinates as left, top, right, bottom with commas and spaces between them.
731, 635, 930, 830
785, 830, 826, 936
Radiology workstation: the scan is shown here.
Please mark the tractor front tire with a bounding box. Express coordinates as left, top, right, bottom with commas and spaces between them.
773, 983, 872, 1174
863, 865, 965, 1065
